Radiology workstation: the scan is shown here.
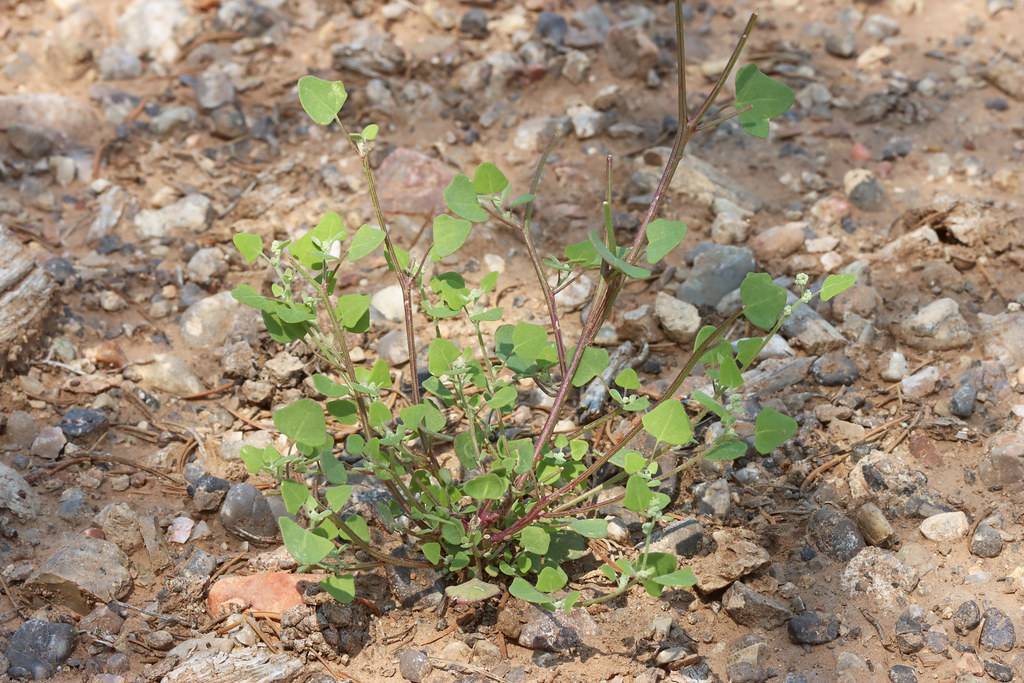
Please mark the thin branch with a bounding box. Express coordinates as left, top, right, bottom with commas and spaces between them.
674, 0, 688, 122
688, 13, 758, 129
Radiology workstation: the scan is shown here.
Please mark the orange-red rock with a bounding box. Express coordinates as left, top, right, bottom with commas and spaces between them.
207, 572, 322, 616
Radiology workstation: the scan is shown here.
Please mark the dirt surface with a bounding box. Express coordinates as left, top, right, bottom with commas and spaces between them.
1, 0, 1024, 681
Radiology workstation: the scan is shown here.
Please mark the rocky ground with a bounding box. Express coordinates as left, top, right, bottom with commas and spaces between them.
1, 0, 1024, 681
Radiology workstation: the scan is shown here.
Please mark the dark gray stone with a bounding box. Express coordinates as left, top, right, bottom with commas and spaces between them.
811, 352, 860, 386
983, 660, 1013, 682
809, 507, 865, 562
950, 370, 978, 418
787, 611, 840, 645
219, 483, 280, 543
676, 244, 756, 309
459, 9, 489, 39
970, 524, 1003, 558
535, 12, 567, 45
847, 172, 886, 211
895, 610, 925, 654
954, 601, 982, 635
5, 620, 76, 680
888, 664, 918, 683
60, 408, 108, 439
980, 608, 1015, 652
189, 474, 231, 512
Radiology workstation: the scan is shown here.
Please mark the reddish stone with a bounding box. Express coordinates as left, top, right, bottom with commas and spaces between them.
207, 572, 322, 616
374, 148, 455, 216
851, 142, 872, 161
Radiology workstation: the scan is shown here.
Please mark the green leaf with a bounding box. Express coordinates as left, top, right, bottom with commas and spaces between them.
280, 480, 309, 515
511, 322, 548, 361
520, 526, 551, 555
368, 401, 391, 429
488, 385, 517, 410
820, 273, 857, 302
361, 123, 379, 141
622, 450, 646, 474
444, 174, 488, 222
567, 518, 608, 539
470, 307, 502, 323
508, 193, 535, 208
327, 399, 359, 426
446, 578, 501, 603
692, 390, 727, 419
347, 225, 386, 262
280, 517, 334, 565
740, 273, 788, 330
705, 438, 748, 462
623, 474, 653, 513
428, 338, 460, 376
736, 337, 763, 367
422, 542, 441, 564
535, 566, 568, 593
319, 575, 355, 603
297, 75, 348, 126
274, 399, 328, 447
589, 231, 652, 279
472, 162, 508, 194
335, 294, 370, 333
337, 515, 370, 544
571, 346, 610, 387
240, 445, 276, 475
564, 239, 601, 268
641, 400, 692, 446
509, 577, 554, 606
454, 431, 479, 470
645, 219, 688, 264
734, 64, 795, 138
754, 407, 798, 454
312, 374, 348, 398
320, 452, 348, 485
233, 232, 262, 263
431, 215, 473, 261
463, 473, 508, 500
325, 485, 353, 511
614, 368, 640, 390
650, 567, 697, 588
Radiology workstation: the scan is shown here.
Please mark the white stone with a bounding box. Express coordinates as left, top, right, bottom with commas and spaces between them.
371, 285, 405, 323
919, 511, 969, 542
654, 292, 701, 344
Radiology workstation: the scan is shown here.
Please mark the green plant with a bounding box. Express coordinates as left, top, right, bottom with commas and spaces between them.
231, 4, 854, 610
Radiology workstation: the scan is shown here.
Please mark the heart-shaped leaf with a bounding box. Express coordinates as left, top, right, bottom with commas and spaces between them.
641, 400, 692, 446
734, 64, 795, 138
431, 215, 472, 261
645, 218, 687, 264
754, 407, 797, 454
280, 517, 334, 565
297, 75, 348, 126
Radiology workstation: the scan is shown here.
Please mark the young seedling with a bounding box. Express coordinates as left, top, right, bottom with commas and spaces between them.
231, 2, 854, 609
